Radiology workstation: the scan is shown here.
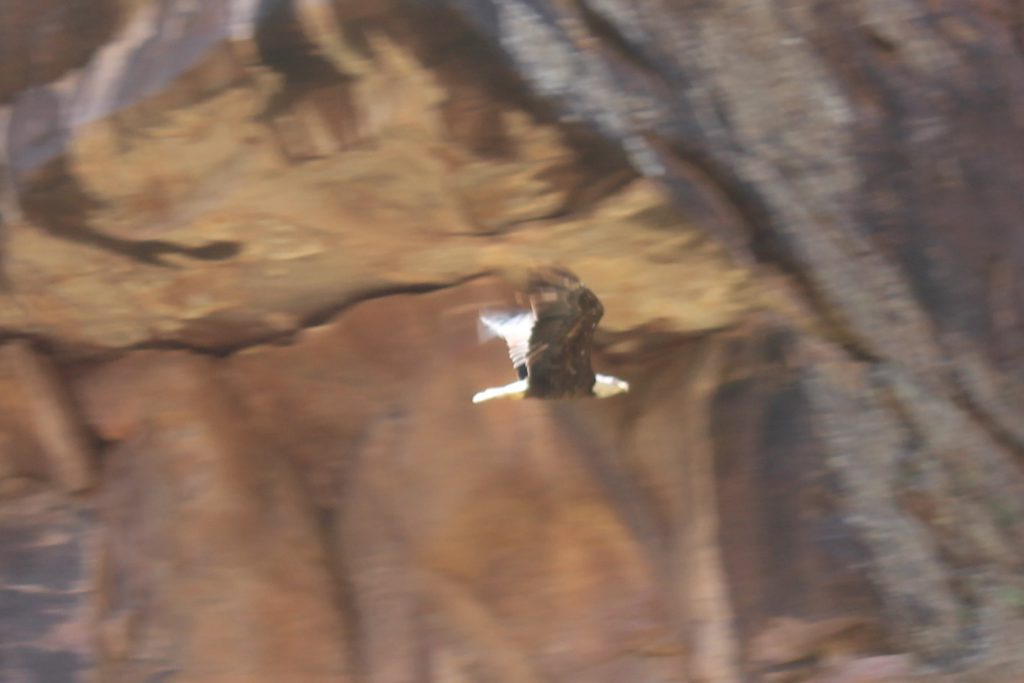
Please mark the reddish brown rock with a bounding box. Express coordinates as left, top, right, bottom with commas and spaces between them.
221, 278, 686, 683
0, 341, 94, 493
0, 0, 1023, 681
206, 280, 916, 682
0, 1, 120, 103
77, 352, 350, 683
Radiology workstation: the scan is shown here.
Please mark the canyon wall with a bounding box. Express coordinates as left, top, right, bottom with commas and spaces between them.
1, 1, 1022, 681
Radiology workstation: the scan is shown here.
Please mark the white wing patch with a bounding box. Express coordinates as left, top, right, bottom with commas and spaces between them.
478, 311, 534, 373
472, 378, 529, 403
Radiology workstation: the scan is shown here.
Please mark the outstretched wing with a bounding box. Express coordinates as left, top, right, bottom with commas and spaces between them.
479, 310, 533, 380
523, 267, 604, 397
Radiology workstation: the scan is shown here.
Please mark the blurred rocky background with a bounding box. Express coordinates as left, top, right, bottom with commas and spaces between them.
1, 1, 1022, 681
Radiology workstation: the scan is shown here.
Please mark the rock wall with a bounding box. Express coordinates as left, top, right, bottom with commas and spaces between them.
1, 1, 1022, 682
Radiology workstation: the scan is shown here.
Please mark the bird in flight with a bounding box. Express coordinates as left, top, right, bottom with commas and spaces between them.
472, 267, 629, 403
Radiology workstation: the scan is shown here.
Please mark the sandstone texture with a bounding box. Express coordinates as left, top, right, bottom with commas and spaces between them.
1, 1, 1022, 682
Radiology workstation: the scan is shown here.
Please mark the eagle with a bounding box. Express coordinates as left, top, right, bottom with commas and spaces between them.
472, 267, 629, 403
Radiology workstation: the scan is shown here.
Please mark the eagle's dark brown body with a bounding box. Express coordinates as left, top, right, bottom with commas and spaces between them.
473, 267, 628, 403
519, 268, 603, 398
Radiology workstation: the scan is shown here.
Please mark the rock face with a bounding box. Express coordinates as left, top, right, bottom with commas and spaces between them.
1, 1, 1022, 682
0, 488, 96, 682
